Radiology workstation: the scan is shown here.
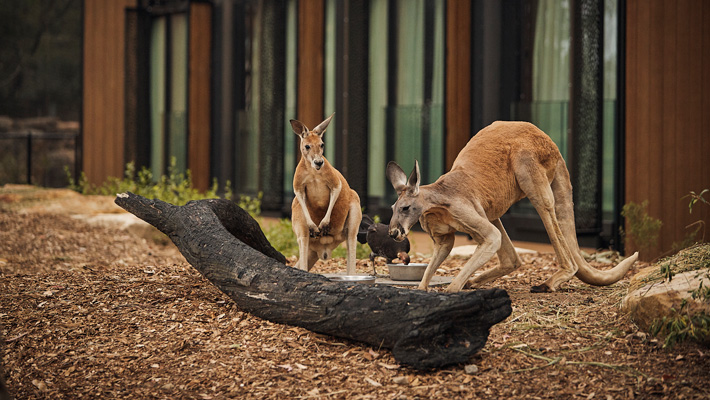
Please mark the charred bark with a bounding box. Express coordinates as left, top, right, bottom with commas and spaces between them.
114, 192, 512, 369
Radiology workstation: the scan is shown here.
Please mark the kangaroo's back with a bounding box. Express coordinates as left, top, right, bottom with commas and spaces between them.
436, 121, 562, 219
452, 121, 561, 172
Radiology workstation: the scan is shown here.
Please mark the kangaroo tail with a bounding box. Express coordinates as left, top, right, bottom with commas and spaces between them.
551, 160, 638, 286
574, 252, 639, 286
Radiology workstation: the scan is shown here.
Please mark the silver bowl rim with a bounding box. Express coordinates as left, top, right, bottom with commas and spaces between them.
385, 262, 428, 267
327, 275, 377, 282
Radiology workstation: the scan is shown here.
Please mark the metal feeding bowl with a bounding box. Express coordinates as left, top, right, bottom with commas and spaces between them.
387, 263, 428, 281
328, 275, 377, 285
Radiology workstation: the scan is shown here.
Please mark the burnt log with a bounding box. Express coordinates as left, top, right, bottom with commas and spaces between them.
114, 192, 512, 369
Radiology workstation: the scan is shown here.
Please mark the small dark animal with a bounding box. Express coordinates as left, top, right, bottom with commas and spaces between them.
358, 215, 411, 275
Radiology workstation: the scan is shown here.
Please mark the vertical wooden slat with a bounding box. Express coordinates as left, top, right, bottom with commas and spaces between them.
646, 1, 664, 248
675, 0, 705, 252
625, 0, 710, 259
83, 0, 136, 184
297, 0, 325, 127
445, 0, 471, 170
661, 0, 678, 249
702, 0, 710, 234
624, 0, 638, 208
188, 2, 212, 191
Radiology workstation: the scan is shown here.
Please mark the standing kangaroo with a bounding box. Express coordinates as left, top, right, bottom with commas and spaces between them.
290, 114, 362, 274
387, 121, 638, 293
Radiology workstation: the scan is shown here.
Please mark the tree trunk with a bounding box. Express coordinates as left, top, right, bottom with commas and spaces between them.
114, 192, 512, 369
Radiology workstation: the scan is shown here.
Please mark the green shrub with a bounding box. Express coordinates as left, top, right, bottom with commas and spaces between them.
672, 189, 710, 250
263, 217, 370, 260
263, 218, 299, 258
650, 308, 710, 348
68, 160, 368, 261
66, 158, 262, 218
620, 200, 662, 255
649, 243, 710, 348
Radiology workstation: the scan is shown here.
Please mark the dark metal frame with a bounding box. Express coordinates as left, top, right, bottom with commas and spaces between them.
334, 0, 370, 209
493, 0, 619, 250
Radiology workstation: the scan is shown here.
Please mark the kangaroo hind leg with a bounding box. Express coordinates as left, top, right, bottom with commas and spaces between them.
514, 154, 578, 292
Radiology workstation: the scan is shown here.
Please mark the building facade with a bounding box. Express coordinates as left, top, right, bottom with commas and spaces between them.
78, 0, 710, 259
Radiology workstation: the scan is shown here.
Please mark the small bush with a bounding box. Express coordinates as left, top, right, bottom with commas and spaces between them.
68, 159, 369, 262
648, 243, 710, 348
650, 308, 710, 348
620, 200, 662, 256
263, 218, 299, 258
263, 218, 370, 260
66, 158, 261, 218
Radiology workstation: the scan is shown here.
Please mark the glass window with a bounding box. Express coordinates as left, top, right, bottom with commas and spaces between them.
149, 16, 167, 178
324, 0, 337, 163
235, 1, 260, 194
149, 13, 188, 178
602, 0, 618, 218
169, 13, 188, 173
368, 0, 444, 206
531, 0, 570, 159
283, 0, 298, 196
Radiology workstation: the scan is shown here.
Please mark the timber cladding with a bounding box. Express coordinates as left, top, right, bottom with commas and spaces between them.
445, 0, 472, 171
625, 0, 710, 259
297, 0, 325, 132
83, 0, 137, 184
188, 2, 212, 191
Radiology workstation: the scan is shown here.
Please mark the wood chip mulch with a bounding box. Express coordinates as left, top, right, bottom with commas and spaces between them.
1, 207, 709, 399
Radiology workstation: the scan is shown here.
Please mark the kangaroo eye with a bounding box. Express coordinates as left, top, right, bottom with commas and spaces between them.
305, 145, 311, 150
320, 143, 324, 148
401, 205, 410, 212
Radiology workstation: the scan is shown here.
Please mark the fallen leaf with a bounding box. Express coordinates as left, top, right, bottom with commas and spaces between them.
32, 379, 48, 392
364, 377, 382, 387
278, 364, 293, 372
5, 332, 29, 342
377, 362, 399, 370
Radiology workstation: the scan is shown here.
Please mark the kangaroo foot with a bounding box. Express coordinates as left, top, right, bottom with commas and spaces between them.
530, 283, 552, 293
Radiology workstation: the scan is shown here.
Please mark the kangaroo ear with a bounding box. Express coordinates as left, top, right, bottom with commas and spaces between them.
290, 119, 309, 138
408, 160, 421, 196
386, 161, 408, 194
312, 113, 334, 136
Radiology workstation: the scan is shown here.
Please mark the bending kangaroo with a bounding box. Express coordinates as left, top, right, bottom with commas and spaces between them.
290, 114, 362, 274
386, 121, 638, 293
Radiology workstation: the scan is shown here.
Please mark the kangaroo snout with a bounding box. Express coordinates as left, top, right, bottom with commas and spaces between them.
389, 227, 404, 242
313, 159, 324, 170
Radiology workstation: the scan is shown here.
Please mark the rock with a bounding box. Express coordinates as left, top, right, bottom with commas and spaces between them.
392, 376, 409, 385
622, 266, 710, 330
464, 364, 479, 374
74, 213, 166, 244
0, 184, 123, 214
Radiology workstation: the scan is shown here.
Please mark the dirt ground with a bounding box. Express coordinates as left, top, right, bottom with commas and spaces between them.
1, 187, 709, 399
